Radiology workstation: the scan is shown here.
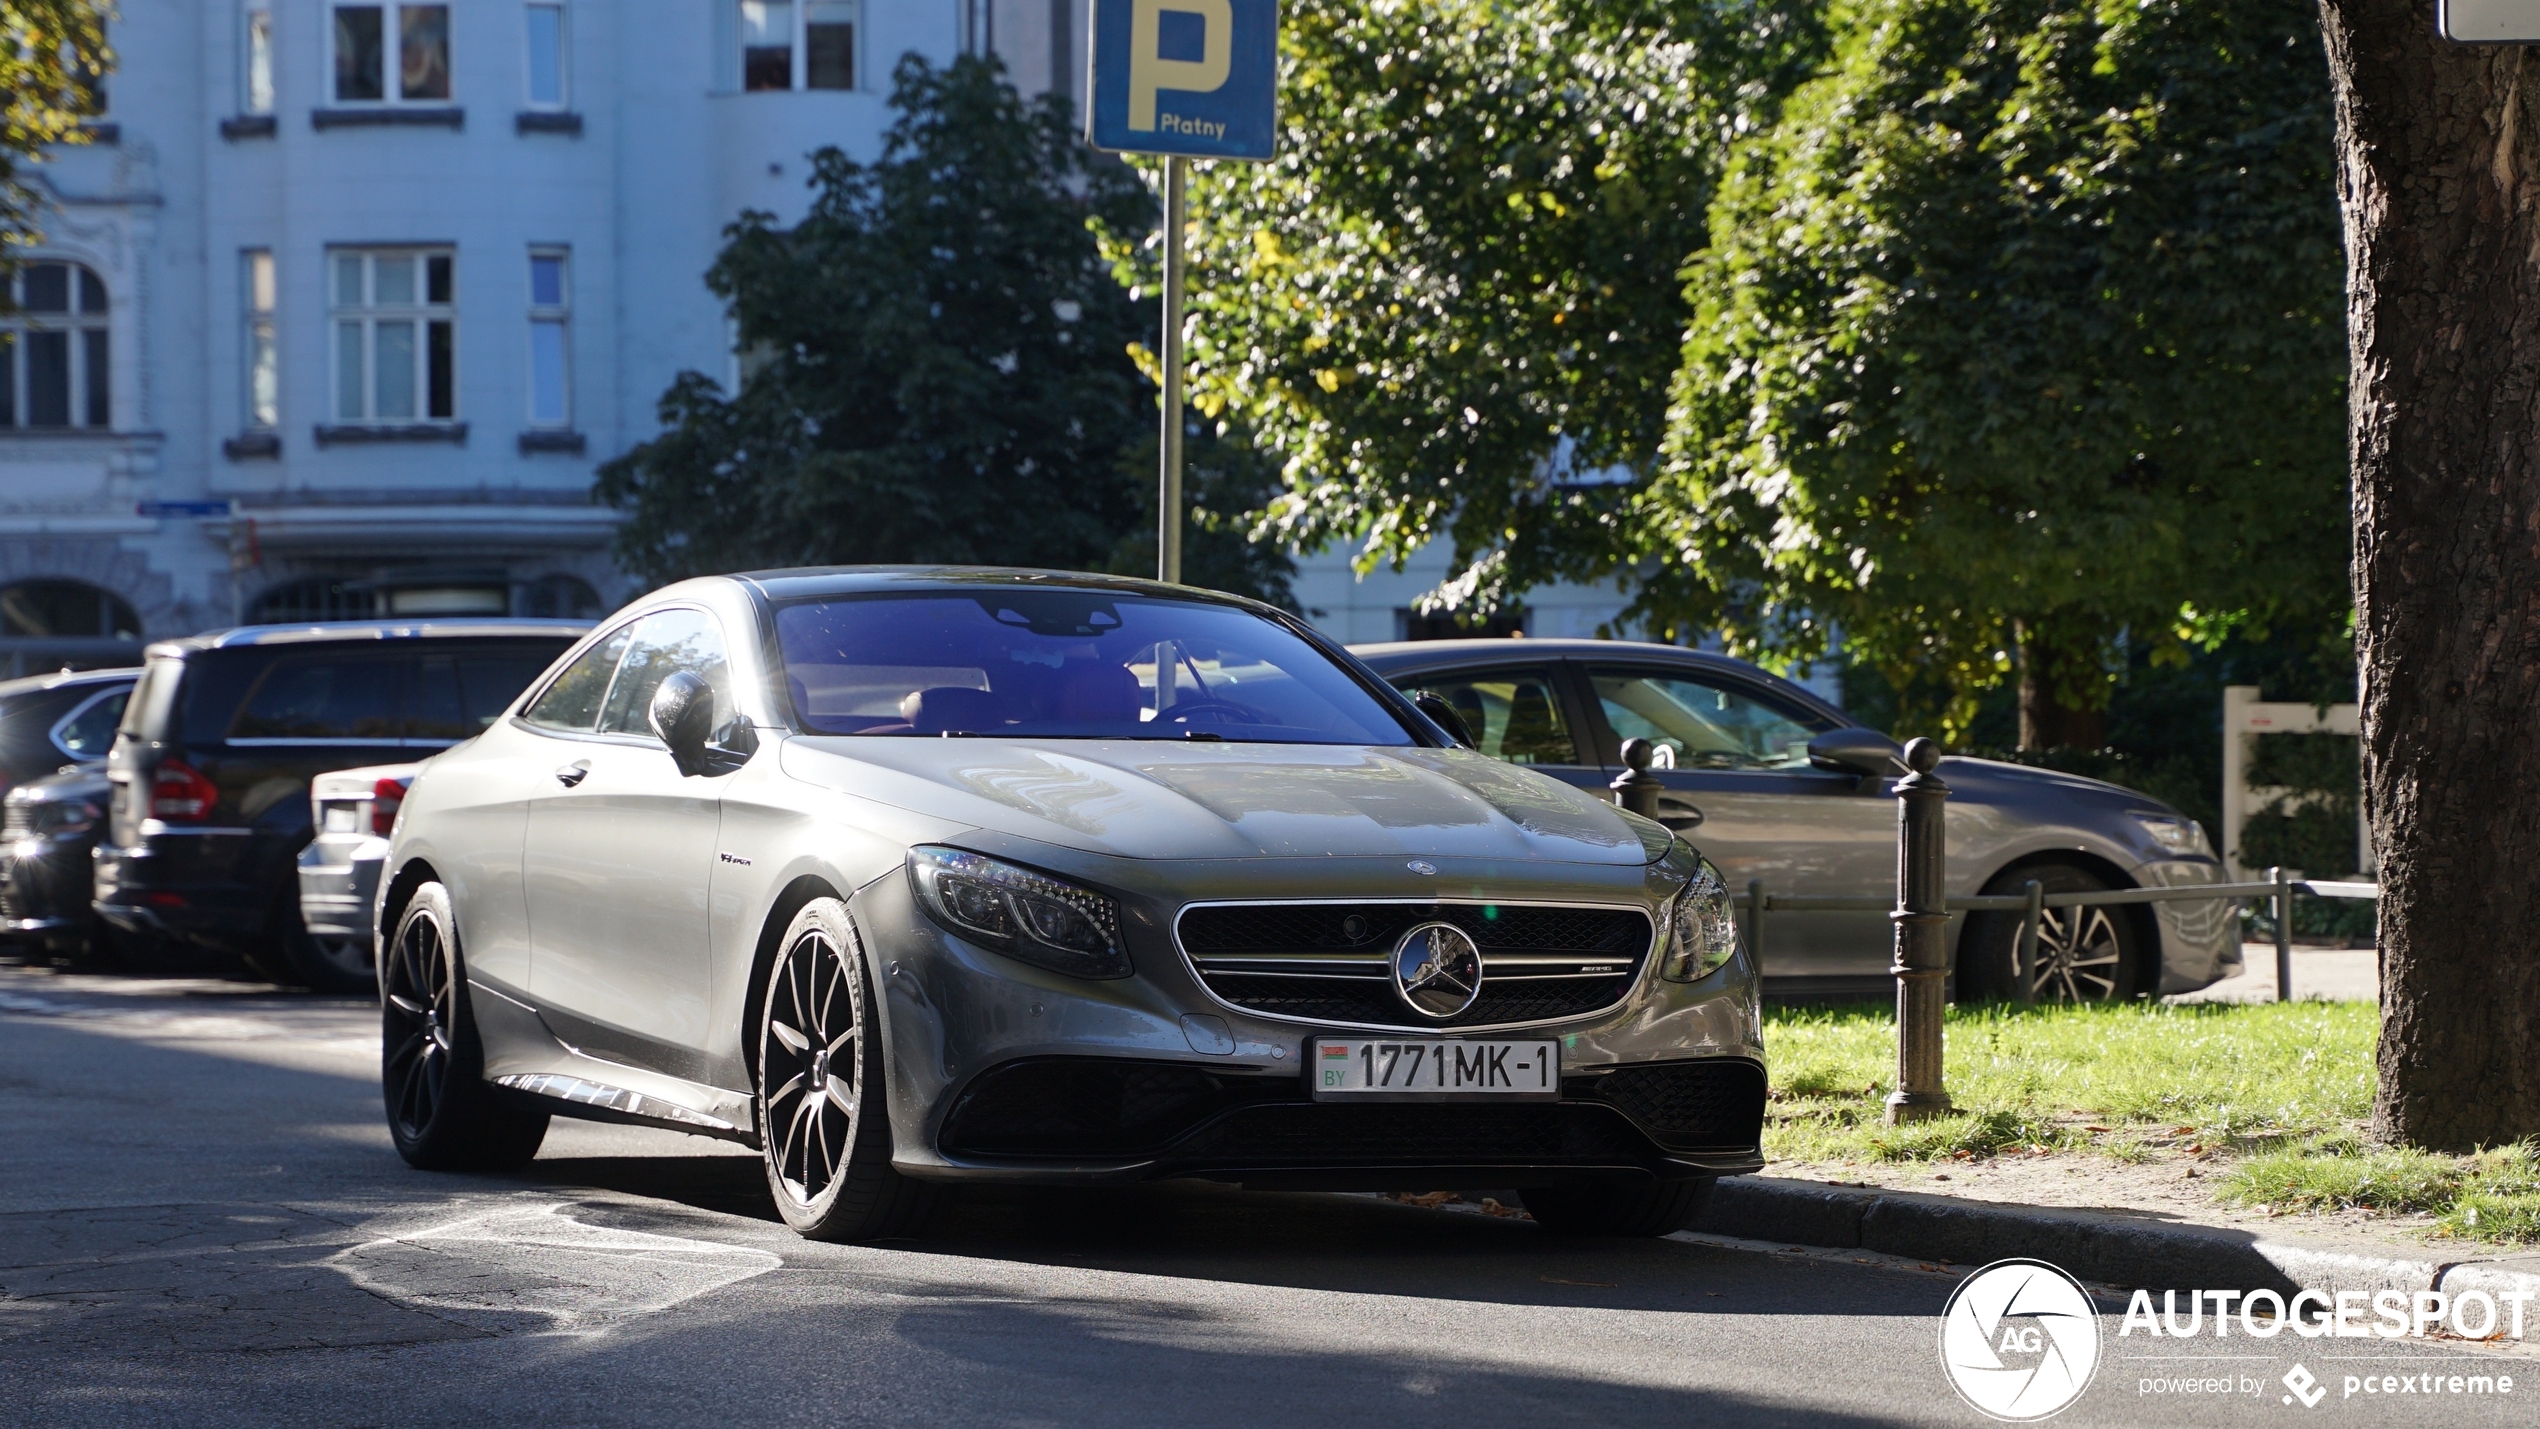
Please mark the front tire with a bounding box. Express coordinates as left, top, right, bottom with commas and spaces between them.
381, 882, 548, 1170
1520, 1178, 1716, 1237
755, 899, 936, 1241
1959, 863, 2146, 1003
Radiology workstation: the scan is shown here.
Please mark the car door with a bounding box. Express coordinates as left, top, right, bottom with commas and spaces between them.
1381, 661, 1604, 794
1581, 663, 1894, 981
522, 608, 737, 1066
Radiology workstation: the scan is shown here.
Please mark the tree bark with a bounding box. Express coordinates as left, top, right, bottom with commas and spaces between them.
2013, 617, 2108, 752
2319, 0, 2540, 1149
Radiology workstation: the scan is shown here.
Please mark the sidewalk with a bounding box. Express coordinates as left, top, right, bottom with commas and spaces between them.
2167, 944, 2376, 1004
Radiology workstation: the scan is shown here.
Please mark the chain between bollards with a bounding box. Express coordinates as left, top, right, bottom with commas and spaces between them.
1887, 736, 1953, 1125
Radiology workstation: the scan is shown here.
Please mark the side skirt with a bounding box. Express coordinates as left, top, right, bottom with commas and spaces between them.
469, 974, 759, 1147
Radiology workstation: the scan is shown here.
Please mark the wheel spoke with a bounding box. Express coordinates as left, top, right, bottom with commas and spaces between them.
825, 1024, 857, 1058
825, 1073, 854, 1110
770, 1020, 809, 1055
388, 1028, 429, 1070
768, 1071, 806, 1104
388, 992, 427, 1016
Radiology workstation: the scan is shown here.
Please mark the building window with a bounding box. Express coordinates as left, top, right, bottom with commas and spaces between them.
738, 0, 856, 91
525, 2, 565, 107
520, 573, 602, 619
245, 2, 276, 112
244, 251, 279, 429
334, 4, 450, 103
527, 248, 569, 426
331, 248, 455, 424
0, 262, 110, 431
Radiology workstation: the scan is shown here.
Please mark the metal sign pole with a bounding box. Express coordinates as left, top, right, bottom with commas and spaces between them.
1158, 156, 1187, 586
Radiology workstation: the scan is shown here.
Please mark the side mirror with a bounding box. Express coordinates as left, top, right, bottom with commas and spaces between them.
649, 671, 719, 777
1411, 690, 1477, 749
1807, 726, 1906, 779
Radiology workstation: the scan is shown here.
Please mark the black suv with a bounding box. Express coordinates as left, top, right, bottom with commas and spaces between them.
96, 621, 585, 990
0, 669, 138, 960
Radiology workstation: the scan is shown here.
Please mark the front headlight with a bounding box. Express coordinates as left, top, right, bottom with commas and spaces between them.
1659, 856, 1741, 982
907, 846, 1131, 980
2130, 812, 2212, 858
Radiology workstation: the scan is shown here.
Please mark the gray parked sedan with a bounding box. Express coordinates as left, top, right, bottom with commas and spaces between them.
377, 569, 1763, 1241
1349, 640, 2239, 1003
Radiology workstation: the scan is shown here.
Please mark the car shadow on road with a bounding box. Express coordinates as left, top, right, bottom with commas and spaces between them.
515, 1155, 1952, 1320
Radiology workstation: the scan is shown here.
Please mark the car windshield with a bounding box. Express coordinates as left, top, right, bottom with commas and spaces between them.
774, 591, 1414, 745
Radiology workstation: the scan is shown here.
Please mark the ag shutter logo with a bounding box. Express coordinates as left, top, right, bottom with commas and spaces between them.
1939, 1259, 2104, 1421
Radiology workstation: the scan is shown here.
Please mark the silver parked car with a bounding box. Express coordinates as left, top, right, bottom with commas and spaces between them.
376, 570, 1764, 1240
297, 764, 418, 965
1350, 639, 2240, 1002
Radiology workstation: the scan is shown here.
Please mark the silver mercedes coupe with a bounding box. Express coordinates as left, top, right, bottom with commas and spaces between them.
375, 569, 1764, 1240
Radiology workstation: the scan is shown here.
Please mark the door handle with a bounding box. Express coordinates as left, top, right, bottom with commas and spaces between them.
554, 762, 590, 787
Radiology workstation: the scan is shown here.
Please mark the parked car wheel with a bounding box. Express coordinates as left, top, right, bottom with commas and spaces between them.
1960, 863, 2146, 1003
755, 899, 936, 1242
268, 887, 378, 994
382, 882, 549, 1170
1520, 1177, 1715, 1237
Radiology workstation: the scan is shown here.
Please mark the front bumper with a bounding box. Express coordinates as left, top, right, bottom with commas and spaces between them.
847, 856, 1768, 1190
2, 836, 99, 945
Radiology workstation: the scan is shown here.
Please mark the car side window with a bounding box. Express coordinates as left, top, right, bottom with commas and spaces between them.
522, 627, 635, 733
1587, 667, 1829, 771
1389, 667, 1581, 766
596, 609, 731, 737
52, 687, 129, 759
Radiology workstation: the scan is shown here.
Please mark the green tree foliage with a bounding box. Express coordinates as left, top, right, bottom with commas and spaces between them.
1649, 0, 2348, 740
1151, 0, 1821, 604
1, 1, 113, 257
598, 56, 1157, 582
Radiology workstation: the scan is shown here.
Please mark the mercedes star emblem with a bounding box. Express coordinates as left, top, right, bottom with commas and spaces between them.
1393, 921, 1483, 1019
1406, 859, 1438, 876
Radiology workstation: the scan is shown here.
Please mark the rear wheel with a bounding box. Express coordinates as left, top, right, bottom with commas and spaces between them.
269, 887, 377, 993
1520, 1178, 1715, 1237
381, 882, 548, 1170
755, 898, 936, 1241
1959, 863, 2146, 1003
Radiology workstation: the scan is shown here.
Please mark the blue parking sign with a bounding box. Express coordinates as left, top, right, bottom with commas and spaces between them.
1086, 0, 1278, 161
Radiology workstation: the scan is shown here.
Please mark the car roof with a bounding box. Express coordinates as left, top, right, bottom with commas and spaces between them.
1348, 638, 1851, 721
0, 665, 140, 700
729, 566, 1281, 615
144, 619, 593, 659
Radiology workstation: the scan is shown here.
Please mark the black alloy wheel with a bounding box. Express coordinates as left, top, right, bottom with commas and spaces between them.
756, 899, 935, 1241
381, 882, 548, 1169
1960, 863, 2147, 1004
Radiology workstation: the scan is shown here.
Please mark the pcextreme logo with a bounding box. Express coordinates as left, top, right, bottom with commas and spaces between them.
1939, 1259, 2104, 1421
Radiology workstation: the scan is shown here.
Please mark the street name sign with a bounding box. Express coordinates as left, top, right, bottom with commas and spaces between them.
2440, 0, 2540, 41
136, 500, 233, 518
1087, 0, 1278, 161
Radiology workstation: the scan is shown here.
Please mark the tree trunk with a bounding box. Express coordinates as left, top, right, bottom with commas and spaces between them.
2013, 617, 2108, 752
2319, 0, 2540, 1150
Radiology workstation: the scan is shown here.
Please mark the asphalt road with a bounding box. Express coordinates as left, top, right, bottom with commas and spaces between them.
0, 964, 2526, 1429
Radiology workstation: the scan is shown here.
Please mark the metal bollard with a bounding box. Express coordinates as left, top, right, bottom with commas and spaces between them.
1611, 737, 1664, 820
1746, 879, 1766, 973
1887, 737, 1954, 1124
2269, 866, 2300, 1003
2015, 878, 2045, 1008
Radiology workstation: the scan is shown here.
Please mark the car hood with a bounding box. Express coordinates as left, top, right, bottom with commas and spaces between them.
779, 737, 1660, 865
1941, 755, 2179, 814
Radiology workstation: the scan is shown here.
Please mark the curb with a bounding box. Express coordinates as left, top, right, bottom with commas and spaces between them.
1691, 1175, 2540, 1338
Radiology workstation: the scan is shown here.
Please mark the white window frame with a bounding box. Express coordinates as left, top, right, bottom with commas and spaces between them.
328, 247, 458, 426
526, 247, 571, 428
736, 0, 860, 92
524, 1, 567, 109
0, 261, 112, 432
244, 250, 278, 430
243, 1, 276, 114
329, 2, 453, 106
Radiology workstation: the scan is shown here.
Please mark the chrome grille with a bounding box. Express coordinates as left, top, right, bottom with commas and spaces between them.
1175, 900, 1652, 1030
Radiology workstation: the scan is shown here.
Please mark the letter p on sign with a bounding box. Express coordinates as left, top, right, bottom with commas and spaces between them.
1088, 0, 1278, 161
1130, 0, 1231, 131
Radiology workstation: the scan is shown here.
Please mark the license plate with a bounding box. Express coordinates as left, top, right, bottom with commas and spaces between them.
1310, 1038, 1559, 1101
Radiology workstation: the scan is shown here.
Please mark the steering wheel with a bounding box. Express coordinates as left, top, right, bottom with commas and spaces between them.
1159, 698, 1265, 726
